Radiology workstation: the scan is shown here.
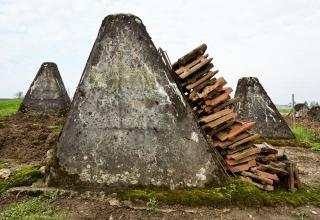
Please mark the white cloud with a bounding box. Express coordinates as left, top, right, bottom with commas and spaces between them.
0, 0, 319, 104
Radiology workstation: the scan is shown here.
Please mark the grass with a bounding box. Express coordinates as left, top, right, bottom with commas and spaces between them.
146, 197, 159, 212
0, 198, 67, 220
120, 179, 320, 207
291, 126, 320, 151
0, 99, 22, 117
258, 126, 320, 153
47, 125, 63, 133
278, 108, 291, 114
0, 163, 7, 169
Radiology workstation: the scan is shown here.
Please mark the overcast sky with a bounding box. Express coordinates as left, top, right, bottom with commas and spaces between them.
1, 0, 319, 104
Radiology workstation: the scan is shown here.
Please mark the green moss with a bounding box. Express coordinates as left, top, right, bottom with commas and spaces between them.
119, 179, 320, 207
0, 165, 43, 194
0, 163, 7, 169
47, 125, 63, 133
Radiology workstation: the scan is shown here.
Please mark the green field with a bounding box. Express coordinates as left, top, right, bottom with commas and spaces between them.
278, 108, 291, 114
0, 99, 22, 117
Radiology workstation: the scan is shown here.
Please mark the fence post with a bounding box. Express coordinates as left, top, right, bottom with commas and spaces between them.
292, 94, 296, 128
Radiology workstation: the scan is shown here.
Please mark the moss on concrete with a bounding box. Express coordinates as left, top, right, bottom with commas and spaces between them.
0, 165, 43, 194
120, 179, 320, 207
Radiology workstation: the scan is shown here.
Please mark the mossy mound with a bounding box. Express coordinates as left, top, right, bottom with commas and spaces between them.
120, 179, 320, 207
0, 165, 43, 194
255, 137, 306, 148
256, 137, 320, 154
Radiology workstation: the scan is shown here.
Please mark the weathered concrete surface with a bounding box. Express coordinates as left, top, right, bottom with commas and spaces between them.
290, 103, 309, 118
53, 14, 224, 189
234, 77, 294, 139
19, 62, 71, 114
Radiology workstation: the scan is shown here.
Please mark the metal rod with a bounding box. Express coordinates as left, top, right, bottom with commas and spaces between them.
292, 94, 296, 128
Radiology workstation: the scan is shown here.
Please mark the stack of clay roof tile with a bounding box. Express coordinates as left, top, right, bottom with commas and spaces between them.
169, 44, 300, 192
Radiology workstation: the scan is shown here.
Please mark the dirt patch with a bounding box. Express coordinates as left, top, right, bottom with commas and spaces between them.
49, 196, 320, 219
2, 194, 319, 220
278, 146, 320, 187
0, 112, 64, 163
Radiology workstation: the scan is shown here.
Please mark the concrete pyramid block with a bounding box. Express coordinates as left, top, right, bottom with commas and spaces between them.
234, 77, 294, 139
19, 62, 71, 114
291, 103, 309, 118
308, 106, 320, 121
53, 14, 223, 189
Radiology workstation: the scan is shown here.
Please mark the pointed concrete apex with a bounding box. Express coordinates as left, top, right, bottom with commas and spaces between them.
19, 62, 71, 114
102, 13, 142, 23
52, 14, 223, 189
234, 77, 294, 139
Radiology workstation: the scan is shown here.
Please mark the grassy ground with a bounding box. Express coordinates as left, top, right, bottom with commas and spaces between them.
291, 126, 320, 151
0, 198, 67, 220
0, 102, 318, 218
0, 99, 22, 117
278, 108, 291, 114
277, 108, 320, 152
0, 164, 67, 219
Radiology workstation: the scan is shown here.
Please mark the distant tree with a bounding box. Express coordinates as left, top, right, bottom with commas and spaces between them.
14, 91, 24, 99
304, 101, 308, 107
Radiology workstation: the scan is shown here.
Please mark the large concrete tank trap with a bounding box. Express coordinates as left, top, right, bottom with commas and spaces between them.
51, 14, 224, 189
19, 62, 71, 114
234, 77, 294, 139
